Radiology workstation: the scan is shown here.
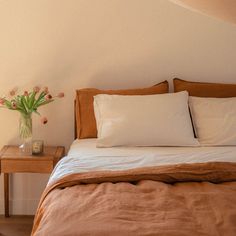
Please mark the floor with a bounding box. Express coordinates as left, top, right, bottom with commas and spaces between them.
0, 215, 34, 236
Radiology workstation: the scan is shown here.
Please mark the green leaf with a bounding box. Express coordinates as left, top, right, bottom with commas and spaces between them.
37, 99, 54, 107
15, 96, 24, 110
33, 109, 41, 115
25, 93, 30, 104
4, 100, 13, 109
20, 96, 28, 113
33, 91, 46, 109
29, 92, 36, 109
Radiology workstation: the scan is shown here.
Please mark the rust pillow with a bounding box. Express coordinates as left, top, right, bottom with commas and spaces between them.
75, 80, 169, 139
173, 78, 236, 97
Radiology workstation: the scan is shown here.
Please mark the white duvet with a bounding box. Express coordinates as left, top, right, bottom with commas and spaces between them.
48, 139, 236, 185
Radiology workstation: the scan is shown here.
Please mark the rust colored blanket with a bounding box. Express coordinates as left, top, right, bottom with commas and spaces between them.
32, 162, 236, 236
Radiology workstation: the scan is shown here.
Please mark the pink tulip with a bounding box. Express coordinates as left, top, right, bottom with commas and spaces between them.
43, 87, 49, 94
0, 98, 5, 105
9, 87, 17, 96
11, 101, 17, 109
45, 94, 52, 100
33, 86, 40, 93
57, 92, 64, 98
24, 91, 29, 96
41, 117, 48, 124
9, 90, 16, 96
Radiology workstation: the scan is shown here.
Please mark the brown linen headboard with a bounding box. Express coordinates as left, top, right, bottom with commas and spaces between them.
74, 99, 78, 139
173, 78, 236, 97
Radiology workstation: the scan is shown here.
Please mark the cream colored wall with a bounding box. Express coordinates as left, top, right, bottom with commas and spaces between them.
0, 0, 236, 215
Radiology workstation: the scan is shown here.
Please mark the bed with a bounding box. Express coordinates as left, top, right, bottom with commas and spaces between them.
31, 79, 236, 236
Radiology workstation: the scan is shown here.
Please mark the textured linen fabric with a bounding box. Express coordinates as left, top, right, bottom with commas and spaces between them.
93, 91, 198, 147
75, 80, 169, 139
189, 96, 236, 145
32, 163, 236, 236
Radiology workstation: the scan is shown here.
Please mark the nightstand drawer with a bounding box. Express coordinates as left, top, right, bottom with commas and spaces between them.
1, 159, 54, 173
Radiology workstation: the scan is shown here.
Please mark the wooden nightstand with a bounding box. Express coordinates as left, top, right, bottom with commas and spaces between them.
0, 145, 65, 217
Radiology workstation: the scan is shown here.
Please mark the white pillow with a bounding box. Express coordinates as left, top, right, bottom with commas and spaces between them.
189, 96, 236, 146
93, 91, 199, 147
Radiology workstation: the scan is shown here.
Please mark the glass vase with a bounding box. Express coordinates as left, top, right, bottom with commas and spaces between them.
19, 113, 32, 154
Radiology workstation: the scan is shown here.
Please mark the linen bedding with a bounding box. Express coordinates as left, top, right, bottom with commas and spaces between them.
32, 139, 236, 236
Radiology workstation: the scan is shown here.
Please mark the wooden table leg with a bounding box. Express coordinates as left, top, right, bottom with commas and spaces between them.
4, 173, 10, 217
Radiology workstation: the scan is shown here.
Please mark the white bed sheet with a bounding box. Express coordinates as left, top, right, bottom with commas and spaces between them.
48, 139, 236, 185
